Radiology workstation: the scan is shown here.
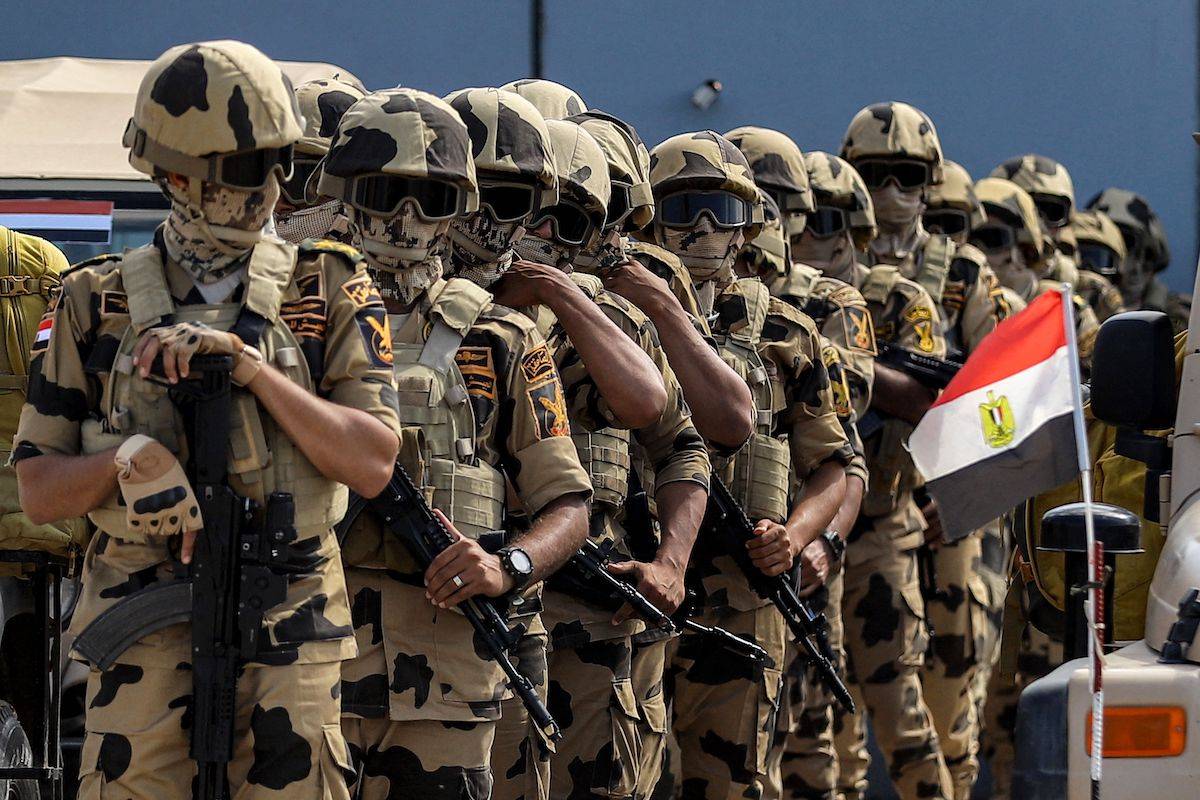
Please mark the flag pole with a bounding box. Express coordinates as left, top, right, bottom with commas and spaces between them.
1060, 284, 1103, 798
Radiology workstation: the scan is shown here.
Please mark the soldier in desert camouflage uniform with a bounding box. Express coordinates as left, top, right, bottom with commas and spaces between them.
647, 130, 851, 800
1071, 208, 1128, 322
321, 88, 594, 800
13, 40, 403, 799
274, 76, 366, 244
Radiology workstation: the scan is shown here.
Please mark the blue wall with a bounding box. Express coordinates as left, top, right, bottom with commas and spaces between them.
5, 0, 1196, 292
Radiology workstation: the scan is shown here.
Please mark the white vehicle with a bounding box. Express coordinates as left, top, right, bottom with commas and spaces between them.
1014, 269, 1200, 796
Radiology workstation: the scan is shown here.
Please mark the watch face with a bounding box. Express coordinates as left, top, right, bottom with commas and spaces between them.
509, 548, 533, 574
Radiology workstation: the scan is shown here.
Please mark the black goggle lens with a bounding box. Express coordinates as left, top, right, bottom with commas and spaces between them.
855, 159, 931, 191
922, 209, 970, 236
969, 224, 1016, 253
806, 206, 850, 238
217, 145, 294, 190
1033, 195, 1071, 228
350, 175, 463, 220
606, 182, 633, 230
1078, 242, 1119, 275
480, 184, 537, 223
281, 157, 321, 205
657, 191, 748, 228
530, 200, 595, 245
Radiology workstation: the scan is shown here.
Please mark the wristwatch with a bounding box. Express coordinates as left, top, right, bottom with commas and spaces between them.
498, 546, 534, 591
820, 529, 846, 565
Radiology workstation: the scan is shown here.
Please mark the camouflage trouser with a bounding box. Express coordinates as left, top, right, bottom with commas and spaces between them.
666, 603, 787, 800
920, 532, 990, 800
491, 630, 552, 800
631, 636, 670, 799
980, 582, 1060, 800
343, 717, 497, 799
547, 633, 641, 799
836, 537, 952, 800
777, 570, 846, 799
79, 652, 351, 799
970, 518, 1011, 793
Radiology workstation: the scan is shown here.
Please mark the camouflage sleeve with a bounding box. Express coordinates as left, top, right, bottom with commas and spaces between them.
774, 324, 854, 479
957, 260, 1003, 355
12, 276, 92, 461
817, 293, 876, 418
503, 325, 593, 517
893, 283, 948, 358
320, 260, 401, 436
820, 341, 868, 485
632, 322, 710, 491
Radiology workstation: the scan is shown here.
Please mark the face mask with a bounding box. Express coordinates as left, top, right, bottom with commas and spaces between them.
275, 199, 343, 244
791, 230, 856, 282
574, 229, 626, 274
658, 217, 741, 283
447, 210, 524, 288
350, 205, 450, 304
1120, 257, 1151, 306
161, 176, 279, 284
513, 233, 578, 271
988, 245, 1037, 299
870, 184, 924, 227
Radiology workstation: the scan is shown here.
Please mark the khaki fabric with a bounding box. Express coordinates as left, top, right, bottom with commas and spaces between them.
630, 637, 670, 799
1074, 268, 1125, 322
343, 715, 497, 800
490, 631, 552, 800
79, 653, 350, 800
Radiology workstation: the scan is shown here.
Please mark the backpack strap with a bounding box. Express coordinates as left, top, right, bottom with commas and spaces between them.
120, 245, 175, 333
917, 234, 953, 304
729, 278, 771, 351
420, 277, 492, 373
234, 239, 296, 346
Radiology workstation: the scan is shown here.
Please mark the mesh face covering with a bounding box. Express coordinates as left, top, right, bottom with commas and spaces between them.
447, 210, 525, 288
161, 177, 278, 283
792, 230, 856, 283
659, 220, 740, 282
350, 205, 450, 304
513, 233, 578, 271
574, 228, 626, 274
275, 199, 342, 244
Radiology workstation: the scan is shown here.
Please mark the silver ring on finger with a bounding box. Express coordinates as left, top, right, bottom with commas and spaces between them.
452, 574, 464, 589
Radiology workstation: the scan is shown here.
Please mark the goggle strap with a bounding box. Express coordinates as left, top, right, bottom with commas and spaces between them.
125, 121, 215, 182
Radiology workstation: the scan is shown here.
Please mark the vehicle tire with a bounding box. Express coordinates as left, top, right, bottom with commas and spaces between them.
0, 701, 36, 799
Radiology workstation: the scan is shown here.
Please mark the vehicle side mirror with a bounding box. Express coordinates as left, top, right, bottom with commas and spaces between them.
1090, 311, 1175, 430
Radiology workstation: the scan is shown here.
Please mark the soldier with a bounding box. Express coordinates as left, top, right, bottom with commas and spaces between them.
1087, 187, 1189, 332
490, 117, 709, 800
12, 40, 401, 799
274, 77, 366, 244
1071, 209, 1128, 321
991, 155, 1124, 323
320, 88, 594, 799
500, 78, 588, 121
646, 129, 852, 800
923, 160, 985, 247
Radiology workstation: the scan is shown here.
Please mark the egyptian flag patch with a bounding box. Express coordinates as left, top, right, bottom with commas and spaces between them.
31, 315, 53, 354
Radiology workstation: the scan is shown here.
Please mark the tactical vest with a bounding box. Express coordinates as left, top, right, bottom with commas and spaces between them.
80, 241, 346, 542
391, 279, 505, 547
712, 279, 791, 524
914, 234, 953, 306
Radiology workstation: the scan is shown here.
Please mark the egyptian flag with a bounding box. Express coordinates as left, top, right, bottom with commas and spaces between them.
0, 200, 113, 244
909, 289, 1082, 541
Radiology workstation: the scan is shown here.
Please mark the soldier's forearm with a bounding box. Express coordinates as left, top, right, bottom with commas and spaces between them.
16, 449, 120, 524
872, 363, 936, 424
546, 288, 666, 429
784, 460, 846, 549
514, 493, 590, 582
653, 480, 707, 571
830, 475, 864, 538
246, 364, 398, 497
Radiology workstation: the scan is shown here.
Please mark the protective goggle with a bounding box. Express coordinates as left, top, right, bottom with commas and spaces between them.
763, 186, 810, 214
529, 199, 598, 246
854, 159, 932, 191
969, 223, 1017, 253
605, 181, 634, 231
280, 156, 322, 205
1077, 242, 1120, 276
208, 145, 295, 191
804, 206, 850, 239
344, 175, 467, 221
656, 191, 750, 229
922, 208, 970, 237
479, 181, 538, 223
1032, 194, 1071, 228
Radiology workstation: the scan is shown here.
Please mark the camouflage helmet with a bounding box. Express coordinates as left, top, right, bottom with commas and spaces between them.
443, 87, 558, 214
124, 40, 304, 180
1071, 209, 1127, 277
926, 160, 986, 228
1086, 187, 1170, 273
293, 78, 366, 156
568, 110, 655, 231
723, 126, 815, 219
738, 188, 789, 275
542, 119, 611, 230
839, 101, 943, 183
990, 154, 1075, 208
802, 151, 877, 250
975, 177, 1046, 260
317, 89, 479, 214
499, 78, 588, 121
648, 130, 764, 240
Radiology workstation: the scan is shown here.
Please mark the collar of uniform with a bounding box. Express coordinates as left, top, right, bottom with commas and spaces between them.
162, 252, 246, 305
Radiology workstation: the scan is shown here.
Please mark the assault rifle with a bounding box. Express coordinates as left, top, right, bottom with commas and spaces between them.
338, 464, 563, 743
73, 355, 297, 800
701, 474, 856, 713
858, 344, 962, 439
549, 538, 769, 664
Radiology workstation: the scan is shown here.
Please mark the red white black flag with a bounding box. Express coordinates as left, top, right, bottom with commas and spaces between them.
0, 199, 113, 244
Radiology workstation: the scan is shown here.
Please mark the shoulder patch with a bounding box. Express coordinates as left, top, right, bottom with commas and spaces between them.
341, 272, 384, 308
100, 290, 129, 317
903, 304, 937, 353
817, 280, 868, 309
455, 346, 497, 401
300, 238, 363, 264
521, 343, 556, 387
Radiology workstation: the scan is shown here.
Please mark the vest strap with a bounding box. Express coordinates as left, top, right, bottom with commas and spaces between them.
917, 235, 953, 304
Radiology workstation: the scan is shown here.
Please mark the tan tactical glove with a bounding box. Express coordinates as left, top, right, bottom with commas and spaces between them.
114, 435, 202, 537
136, 322, 264, 385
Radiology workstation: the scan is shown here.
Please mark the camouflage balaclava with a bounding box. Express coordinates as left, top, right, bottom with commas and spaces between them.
648, 130, 762, 301
840, 102, 943, 262
317, 89, 479, 304
795, 152, 875, 284
975, 177, 1046, 301
276, 76, 365, 244
443, 88, 558, 288
125, 41, 304, 283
